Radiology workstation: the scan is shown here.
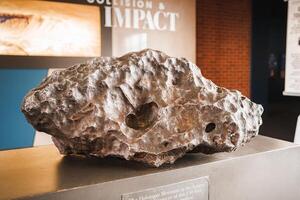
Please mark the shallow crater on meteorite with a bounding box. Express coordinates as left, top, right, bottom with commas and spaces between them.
125, 101, 158, 130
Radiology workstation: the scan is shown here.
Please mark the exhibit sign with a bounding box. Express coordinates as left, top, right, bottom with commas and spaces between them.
109, 0, 196, 62
284, 0, 300, 96
122, 177, 209, 200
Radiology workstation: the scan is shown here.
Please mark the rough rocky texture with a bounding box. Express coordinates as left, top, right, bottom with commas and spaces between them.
21, 49, 263, 167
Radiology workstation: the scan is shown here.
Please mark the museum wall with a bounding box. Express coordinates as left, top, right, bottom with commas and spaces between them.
0, 69, 48, 149
196, 0, 251, 97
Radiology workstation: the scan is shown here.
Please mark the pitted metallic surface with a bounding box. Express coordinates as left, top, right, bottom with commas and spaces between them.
21, 49, 263, 167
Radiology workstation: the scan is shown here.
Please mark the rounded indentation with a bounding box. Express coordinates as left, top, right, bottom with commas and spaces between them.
240, 102, 244, 108
217, 87, 222, 93
229, 103, 237, 112
230, 133, 240, 145
205, 122, 216, 133
162, 141, 169, 147
125, 102, 158, 130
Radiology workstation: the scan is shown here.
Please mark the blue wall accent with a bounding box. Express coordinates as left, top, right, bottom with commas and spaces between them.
0, 69, 48, 150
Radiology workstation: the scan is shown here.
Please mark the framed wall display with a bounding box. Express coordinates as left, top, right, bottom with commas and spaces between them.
0, 0, 108, 68
0, 0, 101, 57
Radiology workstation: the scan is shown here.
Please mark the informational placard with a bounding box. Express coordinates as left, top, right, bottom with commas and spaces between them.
284, 0, 300, 96
122, 177, 209, 200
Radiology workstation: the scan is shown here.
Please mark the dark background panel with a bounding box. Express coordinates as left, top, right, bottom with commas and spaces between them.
251, 0, 300, 142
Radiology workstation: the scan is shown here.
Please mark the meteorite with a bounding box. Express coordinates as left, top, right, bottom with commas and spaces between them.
21, 49, 263, 167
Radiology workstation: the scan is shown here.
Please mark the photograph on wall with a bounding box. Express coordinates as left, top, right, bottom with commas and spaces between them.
0, 0, 101, 57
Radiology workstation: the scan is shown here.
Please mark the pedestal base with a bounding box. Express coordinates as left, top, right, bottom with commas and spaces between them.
1, 135, 300, 200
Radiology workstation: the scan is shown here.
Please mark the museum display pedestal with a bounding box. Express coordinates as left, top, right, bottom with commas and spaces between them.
1, 135, 300, 200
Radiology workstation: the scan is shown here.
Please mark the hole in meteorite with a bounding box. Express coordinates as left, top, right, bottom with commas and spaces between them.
125, 102, 158, 130
162, 141, 169, 147
205, 123, 216, 133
